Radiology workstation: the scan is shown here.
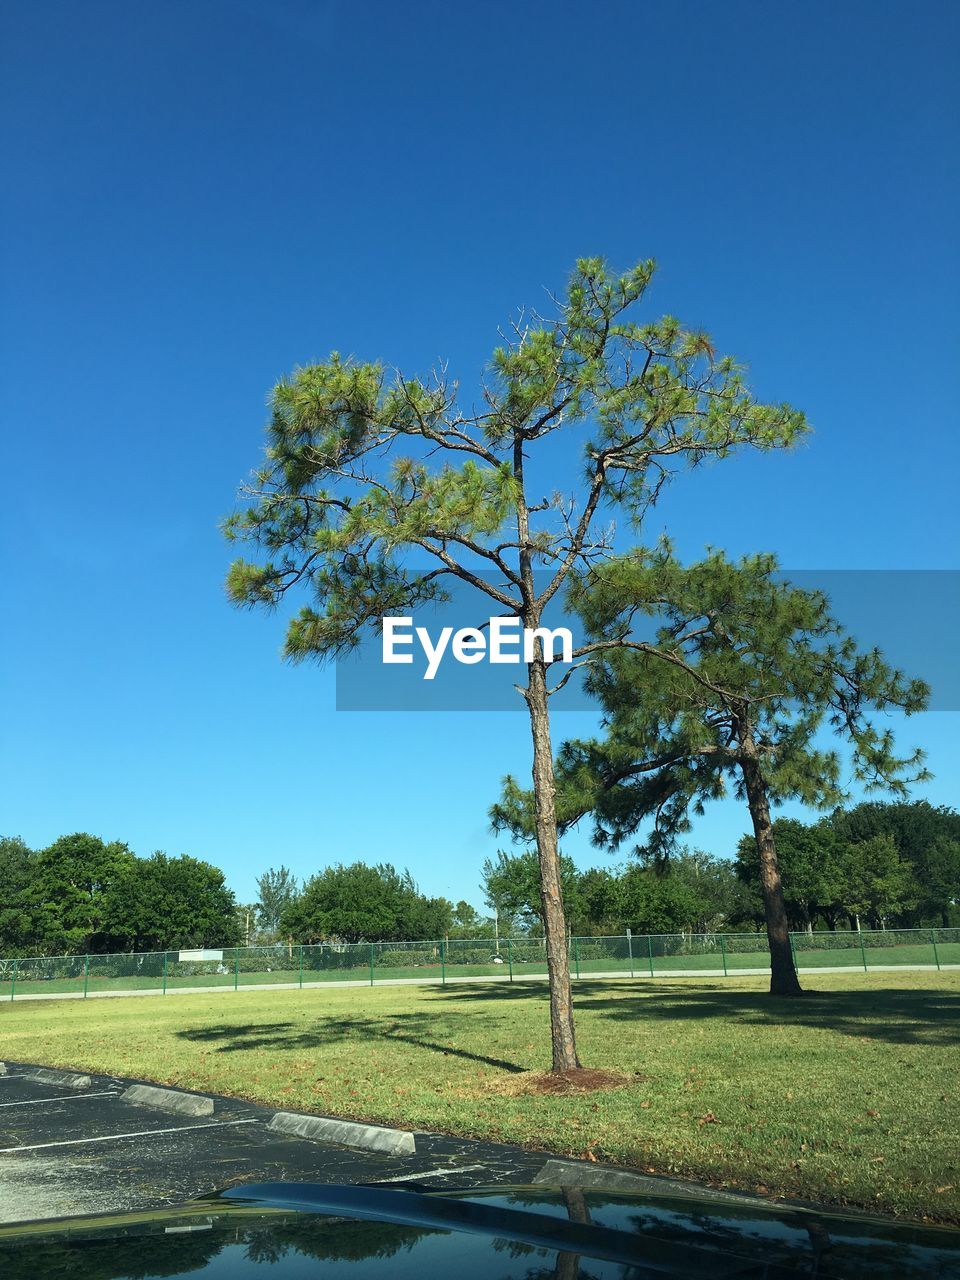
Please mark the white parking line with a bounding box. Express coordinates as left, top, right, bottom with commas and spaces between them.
0, 1118, 259, 1154
374, 1164, 488, 1184
0, 1090, 119, 1108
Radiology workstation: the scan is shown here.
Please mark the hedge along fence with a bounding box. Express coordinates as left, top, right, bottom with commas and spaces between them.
1, 927, 958, 1002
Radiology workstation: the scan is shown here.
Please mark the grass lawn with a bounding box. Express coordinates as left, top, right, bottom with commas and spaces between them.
2, 970, 957, 1223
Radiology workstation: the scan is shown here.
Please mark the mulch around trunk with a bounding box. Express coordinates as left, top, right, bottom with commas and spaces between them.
491, 1067, 642, 1096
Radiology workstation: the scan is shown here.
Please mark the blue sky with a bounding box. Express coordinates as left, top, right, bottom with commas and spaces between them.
1, 0, 957, 909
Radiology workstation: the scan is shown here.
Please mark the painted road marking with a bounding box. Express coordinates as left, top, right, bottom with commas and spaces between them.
374, 1164, 488, 1184
0, 1090, 119, 1108
0, 1118, 260, 1154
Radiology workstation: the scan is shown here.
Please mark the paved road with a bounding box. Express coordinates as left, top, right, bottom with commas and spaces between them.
0, 1061, 546, 1226
1, 1059, 920, 1241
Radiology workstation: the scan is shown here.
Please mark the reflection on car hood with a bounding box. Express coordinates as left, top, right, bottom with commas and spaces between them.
0, 1180, 958, 1279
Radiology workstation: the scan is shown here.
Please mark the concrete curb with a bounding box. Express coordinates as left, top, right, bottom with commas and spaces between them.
534, 1158, 763, 1207
268, 1110, 416, 1156
120, 1083, 215, 1117
24, 1067, 93, 1089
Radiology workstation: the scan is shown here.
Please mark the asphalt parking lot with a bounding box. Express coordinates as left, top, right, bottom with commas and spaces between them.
0, 1060, 547, 1225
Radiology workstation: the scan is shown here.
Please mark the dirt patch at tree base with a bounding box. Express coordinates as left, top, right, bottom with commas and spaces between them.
491, 1067, 642, 1097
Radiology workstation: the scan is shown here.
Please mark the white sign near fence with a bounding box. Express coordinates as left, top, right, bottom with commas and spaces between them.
178, 949, 223, 962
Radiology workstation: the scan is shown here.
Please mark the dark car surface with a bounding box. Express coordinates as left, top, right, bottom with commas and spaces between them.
0, 1181, 959, 1279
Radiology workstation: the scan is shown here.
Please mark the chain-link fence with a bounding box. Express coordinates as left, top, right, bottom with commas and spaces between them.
1, 927, 957, 1002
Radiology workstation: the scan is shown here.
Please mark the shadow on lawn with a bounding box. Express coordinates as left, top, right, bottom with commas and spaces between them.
172, 984, 958, 1064
423, 981, 960, 1047
176, 1013, 527, 1072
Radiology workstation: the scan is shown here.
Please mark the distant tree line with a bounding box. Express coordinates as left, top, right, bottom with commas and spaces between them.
278, 862, 454, 944
736, 801, 960, 932
482, 847, 753, 937
3, 799, 956, 959
256, 800, 958, 945
0, 832, 241, 957
247, 865, 507, 947
483, 801, 958, 938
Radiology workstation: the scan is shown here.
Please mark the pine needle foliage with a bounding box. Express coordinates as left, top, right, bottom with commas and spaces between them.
494, 547, 930, 860
223, 261, 808, 659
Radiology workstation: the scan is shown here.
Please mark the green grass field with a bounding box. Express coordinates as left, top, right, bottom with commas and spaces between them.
2, 970, 957, 1223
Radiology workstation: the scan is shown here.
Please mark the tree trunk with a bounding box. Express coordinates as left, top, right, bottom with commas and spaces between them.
738, 744, 803, 997
552, 1186, 591, 1280
526, 656, 581, 1071
512, 418, 579, 1073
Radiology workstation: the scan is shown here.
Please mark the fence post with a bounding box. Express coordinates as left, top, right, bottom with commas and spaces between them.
859, 930, 868, 972
647, 934, 655, 978
234, 951, 239, 991
299, 944, 304, 988
162, 951, 168, 994
574, 937, 580, 980
441, 938, 446, 986
83, 954, 90, 998
789, 931, 798, 974
931, 929, 941, 971
11, 957, 17, 1001
369, 943, 375, 987
508, 936, 513, 983
720, 934, 728, 977
626, 929, 634, 978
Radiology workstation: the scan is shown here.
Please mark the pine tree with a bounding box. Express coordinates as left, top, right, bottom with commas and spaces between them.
224, 259, 807, 1066
495, 549, 928, 995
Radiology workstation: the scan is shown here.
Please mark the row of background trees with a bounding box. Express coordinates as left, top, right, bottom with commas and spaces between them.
0, 833, 242, 957
2, 799, 956, 957
483, 799, 960, 936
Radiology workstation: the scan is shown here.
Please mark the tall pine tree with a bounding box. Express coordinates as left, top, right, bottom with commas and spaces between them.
495, 549, 928, 994
224, 259, 807, 1067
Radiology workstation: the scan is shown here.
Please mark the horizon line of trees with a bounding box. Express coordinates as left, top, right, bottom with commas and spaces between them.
739, 801, 960, 933
2, 798, 956, 959
483, 800, 959, 939
0, 833, 242, 958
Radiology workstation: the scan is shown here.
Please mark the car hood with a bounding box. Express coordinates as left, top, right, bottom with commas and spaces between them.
0, 1180, 957, 1278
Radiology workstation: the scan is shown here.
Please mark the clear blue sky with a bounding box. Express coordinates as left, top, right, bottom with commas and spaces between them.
1, 1, 957, 909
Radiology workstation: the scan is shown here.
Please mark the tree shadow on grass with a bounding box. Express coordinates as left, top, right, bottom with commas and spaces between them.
422, 981, 960, 1047
176, 1013, 527, 1073
177, 1022, 294, 1038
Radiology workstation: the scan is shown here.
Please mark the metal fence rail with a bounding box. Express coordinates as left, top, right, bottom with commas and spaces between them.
1, 927, 957, 1003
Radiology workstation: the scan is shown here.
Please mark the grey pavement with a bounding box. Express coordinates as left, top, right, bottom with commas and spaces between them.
0, 1060, 548, 1226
